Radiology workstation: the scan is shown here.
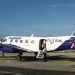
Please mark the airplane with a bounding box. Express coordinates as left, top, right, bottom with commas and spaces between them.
0, 31, 75, 60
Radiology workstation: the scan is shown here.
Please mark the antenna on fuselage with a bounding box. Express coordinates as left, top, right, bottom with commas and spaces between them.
31, 34, 34, 37
71, 31, 75, 36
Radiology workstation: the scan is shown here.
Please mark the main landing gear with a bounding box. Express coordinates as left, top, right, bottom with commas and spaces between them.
17, 50, 23, 61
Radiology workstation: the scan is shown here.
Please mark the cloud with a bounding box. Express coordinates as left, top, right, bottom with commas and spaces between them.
49, 4, 75, 8
49, 4, 63, 7
68, 4, 75, 7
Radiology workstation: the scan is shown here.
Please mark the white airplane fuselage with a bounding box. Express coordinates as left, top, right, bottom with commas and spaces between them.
1, 35, 75, 53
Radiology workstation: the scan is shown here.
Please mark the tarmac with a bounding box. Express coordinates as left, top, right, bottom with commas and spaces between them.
0, 50, 75, 75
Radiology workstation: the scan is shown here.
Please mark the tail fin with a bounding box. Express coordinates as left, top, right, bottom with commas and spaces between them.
71, 31, 75, 36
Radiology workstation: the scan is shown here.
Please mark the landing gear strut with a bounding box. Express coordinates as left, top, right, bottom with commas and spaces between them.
34, 52, 38, 57
17, 51, 23, 61
0, 51, 5, 57
2, 51, 4, 57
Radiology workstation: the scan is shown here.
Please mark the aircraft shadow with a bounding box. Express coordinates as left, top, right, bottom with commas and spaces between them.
0, 54, 75, 62
47, 55, 75, 61
0, 66, 75, 75
20, 55, 75, 62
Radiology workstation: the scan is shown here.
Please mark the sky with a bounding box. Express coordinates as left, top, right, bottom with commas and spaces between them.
0, 0, 75, 37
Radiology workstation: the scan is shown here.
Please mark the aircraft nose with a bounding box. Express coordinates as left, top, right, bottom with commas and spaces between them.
0, 46, 13, 52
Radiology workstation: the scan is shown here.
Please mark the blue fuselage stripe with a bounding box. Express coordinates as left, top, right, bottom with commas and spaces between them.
55, 37, 75, 51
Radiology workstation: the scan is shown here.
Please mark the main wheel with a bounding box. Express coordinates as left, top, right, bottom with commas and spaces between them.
17, 54, 22, 61
43, 53, 47, 61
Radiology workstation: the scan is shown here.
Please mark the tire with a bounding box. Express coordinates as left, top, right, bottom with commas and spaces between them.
17, 55, 22, 61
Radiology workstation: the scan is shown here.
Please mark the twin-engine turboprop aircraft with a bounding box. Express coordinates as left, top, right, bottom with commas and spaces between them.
0, 31, 75, 60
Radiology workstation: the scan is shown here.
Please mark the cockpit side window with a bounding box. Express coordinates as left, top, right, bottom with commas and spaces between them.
2, 38, 7, 42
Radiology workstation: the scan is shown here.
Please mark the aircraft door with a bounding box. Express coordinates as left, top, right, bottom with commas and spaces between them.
39, 39, 46, 50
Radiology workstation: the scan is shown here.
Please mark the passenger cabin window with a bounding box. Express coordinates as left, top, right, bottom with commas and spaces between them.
20, 40, 23, 43
15, 39, 18, 43
25, 40, 28, 43
31, 40, 34, 44
10, 39, 13, 42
